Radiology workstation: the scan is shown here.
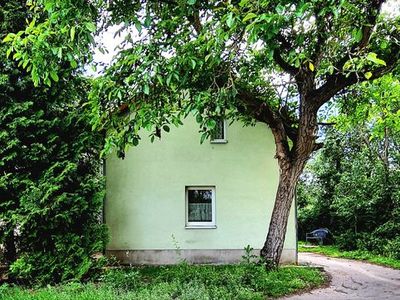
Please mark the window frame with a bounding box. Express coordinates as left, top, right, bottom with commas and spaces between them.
185, 186, 216, 229
210, 119, 227, 144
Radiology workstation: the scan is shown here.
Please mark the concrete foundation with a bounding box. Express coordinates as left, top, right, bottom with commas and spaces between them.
106, 248, 297, 265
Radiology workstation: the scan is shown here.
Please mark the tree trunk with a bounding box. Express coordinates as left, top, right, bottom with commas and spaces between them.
260, 97, 317, 267
260, 160, 305, 267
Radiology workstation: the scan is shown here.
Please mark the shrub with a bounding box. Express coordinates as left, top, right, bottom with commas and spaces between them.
383, 237, 400, 260
0, 2, 107, 283
336, 231, 360, 251
355, 233, 382, 253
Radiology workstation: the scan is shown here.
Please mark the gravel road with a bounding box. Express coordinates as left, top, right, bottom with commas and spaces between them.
282, 252, 400, 300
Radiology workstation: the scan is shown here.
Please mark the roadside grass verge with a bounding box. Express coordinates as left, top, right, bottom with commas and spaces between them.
0, 263, 326, 300
299, 242, 400, 269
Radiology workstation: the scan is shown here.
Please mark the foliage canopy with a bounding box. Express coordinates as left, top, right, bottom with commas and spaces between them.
0, 0, 107, 284
298, 75, 400, 259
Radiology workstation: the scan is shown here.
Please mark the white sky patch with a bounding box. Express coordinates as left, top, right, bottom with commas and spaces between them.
86, 25, 136, 76
382, 0, 400, 17
93, 25, 126, 66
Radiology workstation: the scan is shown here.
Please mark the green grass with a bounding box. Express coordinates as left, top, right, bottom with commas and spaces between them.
299, 242, 400, 269
0, 264, 325, 300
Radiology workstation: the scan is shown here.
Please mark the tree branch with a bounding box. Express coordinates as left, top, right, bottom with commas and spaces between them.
271, 33, 300, 76
309, 3, 399, 111
187, 10, 202, 34
313, 142, 324, 151
310, 47, 399, 110
318, 122, 336, 126
273, 50, 298, 77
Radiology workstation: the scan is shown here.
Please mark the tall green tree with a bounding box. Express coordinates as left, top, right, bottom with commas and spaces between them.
298, 75, 400, 256
0, 1, 107, 284
5, 0, 400, 266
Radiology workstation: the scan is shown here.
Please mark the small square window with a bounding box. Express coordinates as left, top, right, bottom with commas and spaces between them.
185, 187, 216, 228
210, 119, 227, 144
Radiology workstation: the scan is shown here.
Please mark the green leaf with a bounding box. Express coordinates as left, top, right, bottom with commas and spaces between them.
135, 21, 142, 33
49, 71, 59, 82
207, 119, 217, 129
6, 47, 13, 58
45, 77, 52, 87
200, 132, 207, 144
187, 0, 196, 4
166, 74, 172, 86
353, 29, 363, 43
276, 4, 285, 14
22, 59, 29, 69
190, 59, 196, 69
380, 41, 388, 49
70, 26, 76, 41
3, 34, 14, 43
366, 52, 386, 66
70, 59, 78, 68
242, 13, 257, 23
156, 75, 163, 85
144, 15, 151, 27
226, 13, 234, 28
343, 60, 352, 70
196, 114, 202, 123
85, 22, 96, 32
31, 70, 39, 86
143, 84, 150, 95
364, 72, 372, 80
239, 0, 249, 7
163, 125, 170, 132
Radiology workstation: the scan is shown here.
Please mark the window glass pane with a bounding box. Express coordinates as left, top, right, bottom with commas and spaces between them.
211, 119, 224, 140
188, 189, 212, 222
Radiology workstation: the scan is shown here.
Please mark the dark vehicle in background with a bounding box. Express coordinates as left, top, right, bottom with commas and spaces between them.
306, 228, 334, 245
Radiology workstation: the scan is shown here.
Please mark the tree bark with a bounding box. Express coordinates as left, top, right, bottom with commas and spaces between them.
260, 89, 318, 267
260, 159, 305, 267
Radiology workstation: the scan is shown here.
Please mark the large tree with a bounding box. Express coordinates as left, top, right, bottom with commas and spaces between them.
5, 0, 400, 266
1, 0, 107, 283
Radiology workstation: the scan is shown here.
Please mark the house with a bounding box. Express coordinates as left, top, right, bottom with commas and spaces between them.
105, 117, 297, 264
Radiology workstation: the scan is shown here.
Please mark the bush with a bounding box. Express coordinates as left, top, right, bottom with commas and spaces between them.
336, 231, 360, 251
373, 220, 400, 240
338, 229, 400, 260
352, 233, 380, 253
383, 237, 400, 260
0, 3, 107, 283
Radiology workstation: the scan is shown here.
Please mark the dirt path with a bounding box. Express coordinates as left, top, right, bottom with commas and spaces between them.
282, 252, 400, 300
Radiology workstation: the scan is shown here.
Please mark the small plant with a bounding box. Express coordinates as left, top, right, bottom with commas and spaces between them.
171, 234, 187, 264
241, 245, 258, 265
